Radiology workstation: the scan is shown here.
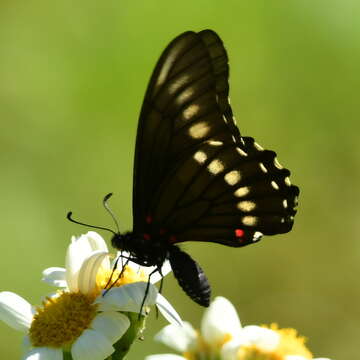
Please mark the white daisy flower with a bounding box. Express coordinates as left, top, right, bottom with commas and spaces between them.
146, 296, 241, 360
147, 296, 331, 360
222, 323, 331, 360
0, 231, 181, 360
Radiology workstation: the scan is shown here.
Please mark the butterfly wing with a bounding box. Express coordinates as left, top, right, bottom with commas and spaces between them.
133, 29, 299, 247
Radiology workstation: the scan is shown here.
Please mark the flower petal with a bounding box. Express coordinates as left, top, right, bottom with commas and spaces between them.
66, 232, 109, 292
91, 311, 130, 344
77, 251, 109, 295
154, 322, 197, 352
96, 282, 158, 313
156, 294, 183, 326
240, 325, 280, 351
22, 347, 62, 360
71, 328, 114, 360
147, 261, 172, 284
0, 292, 34, 332
221, 339, 243, 360
22, 335, 31, 355
145, 355, 187, 360
201, 296, 242, 343
42, 267, 67, 287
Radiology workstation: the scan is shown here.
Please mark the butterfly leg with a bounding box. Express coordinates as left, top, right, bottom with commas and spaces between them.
103, 255, 132, 295
138, 268, 160, 320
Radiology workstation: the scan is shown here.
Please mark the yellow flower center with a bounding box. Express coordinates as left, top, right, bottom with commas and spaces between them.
96, 265, 148, 291
29, 264, 146, 348
237, 323, 313, 360
183, 331, 233, 360
268, 323, 313, 359
29, 292, 98, 347
237, 346, 283, 360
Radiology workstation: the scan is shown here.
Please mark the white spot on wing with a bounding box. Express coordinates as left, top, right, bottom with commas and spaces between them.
253, 231, 263, 241
236, 147, 248, 156
254, 142, 264, 151
274, 158, 283, 169
285, 177, 291, 186
283, 199, 288, 208
207, 140, 223, 146
271, 181, 279, 190
259, 163, 268, 173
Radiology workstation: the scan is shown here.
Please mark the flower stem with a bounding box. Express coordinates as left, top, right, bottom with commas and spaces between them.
63, 351, 73, 360
111, 312, 146, 360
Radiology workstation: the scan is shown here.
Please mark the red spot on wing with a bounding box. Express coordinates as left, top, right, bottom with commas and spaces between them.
146, 215, 153, 224
143, 233, 151, 241
235, 229, 245, 238
169, 235, 177, 243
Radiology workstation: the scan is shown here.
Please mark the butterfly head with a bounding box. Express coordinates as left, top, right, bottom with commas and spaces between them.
111, 231, 132, 251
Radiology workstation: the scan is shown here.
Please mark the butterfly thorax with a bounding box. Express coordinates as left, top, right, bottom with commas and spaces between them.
111, 231, 171, 268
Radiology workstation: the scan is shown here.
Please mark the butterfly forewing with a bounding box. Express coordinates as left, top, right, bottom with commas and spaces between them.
133, 30, 247, 233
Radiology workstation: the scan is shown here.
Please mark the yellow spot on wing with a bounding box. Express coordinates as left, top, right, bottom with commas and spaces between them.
193, 150, 207, 164
183, 104, 200, 120
242, 216, 258, 226
208, 159, 224, 174
224, 170, 241, 185
234, 186, 250, 197
189, 121, 210, 139
237, 201, 256, 212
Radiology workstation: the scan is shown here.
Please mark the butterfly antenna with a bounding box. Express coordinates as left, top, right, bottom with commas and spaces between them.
67, 212, 117, 235
103, 193, 121, 234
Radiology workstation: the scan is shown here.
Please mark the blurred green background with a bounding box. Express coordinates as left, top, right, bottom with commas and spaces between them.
0, 1, 359, 359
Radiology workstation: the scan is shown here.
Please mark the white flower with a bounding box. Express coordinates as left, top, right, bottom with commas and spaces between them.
222, 323, 331, 360
146, 296, 241, 360
0, 231, 181, 360
147, 296, 331, 360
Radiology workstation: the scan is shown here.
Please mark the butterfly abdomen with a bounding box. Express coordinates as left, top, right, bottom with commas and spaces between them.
169, 246, 211, 307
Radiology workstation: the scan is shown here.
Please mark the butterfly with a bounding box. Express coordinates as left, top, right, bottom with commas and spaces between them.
70, 29, 299, 307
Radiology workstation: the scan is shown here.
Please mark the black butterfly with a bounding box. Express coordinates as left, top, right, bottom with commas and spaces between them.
70, 30, 299, 307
